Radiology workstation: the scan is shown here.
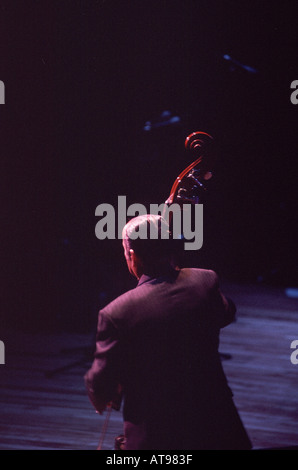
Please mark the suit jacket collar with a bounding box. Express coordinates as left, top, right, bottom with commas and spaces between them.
137, 274, 154, 287
137, 267, 179, 287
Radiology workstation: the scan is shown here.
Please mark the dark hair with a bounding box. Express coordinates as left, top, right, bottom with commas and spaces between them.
122, 214, 173, 269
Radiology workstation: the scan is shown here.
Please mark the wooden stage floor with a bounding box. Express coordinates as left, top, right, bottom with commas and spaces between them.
1, 281, 298, 450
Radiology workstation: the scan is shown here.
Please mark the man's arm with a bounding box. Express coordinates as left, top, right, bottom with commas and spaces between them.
84, 310, 122, 414
209, 271, 237, 328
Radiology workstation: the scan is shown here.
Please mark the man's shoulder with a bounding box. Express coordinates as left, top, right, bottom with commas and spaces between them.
180, 267, 219, 284
99, 268, 219, 327
100, 284, 146, 325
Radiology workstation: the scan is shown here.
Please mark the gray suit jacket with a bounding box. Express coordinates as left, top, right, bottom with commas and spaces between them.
84, 267, 252, 449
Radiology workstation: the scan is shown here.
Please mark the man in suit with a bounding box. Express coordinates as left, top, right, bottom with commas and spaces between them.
84, 214, 252, 450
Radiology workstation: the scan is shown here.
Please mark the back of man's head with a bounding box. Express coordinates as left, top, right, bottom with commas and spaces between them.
122, 214, 173, 272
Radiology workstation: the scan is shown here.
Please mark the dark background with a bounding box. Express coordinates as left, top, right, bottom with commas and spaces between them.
1, 0, 297, 333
